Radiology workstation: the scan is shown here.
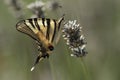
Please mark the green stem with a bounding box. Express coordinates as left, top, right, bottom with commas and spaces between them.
79, 58, 90, 80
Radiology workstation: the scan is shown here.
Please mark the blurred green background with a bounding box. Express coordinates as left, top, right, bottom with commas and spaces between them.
0, 0, 120, 80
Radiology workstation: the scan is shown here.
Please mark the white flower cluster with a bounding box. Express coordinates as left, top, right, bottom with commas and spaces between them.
4, 0, 24, 19
62, 20, 87, 57
27, 0, 61, 18
5, 0, 61, 19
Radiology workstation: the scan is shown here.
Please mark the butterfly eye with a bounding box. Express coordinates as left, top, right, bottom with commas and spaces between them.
48, 45, 54, 51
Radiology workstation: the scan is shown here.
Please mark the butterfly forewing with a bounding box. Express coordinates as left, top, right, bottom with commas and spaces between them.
16, 20, 39, 41
16, 17, 64, 44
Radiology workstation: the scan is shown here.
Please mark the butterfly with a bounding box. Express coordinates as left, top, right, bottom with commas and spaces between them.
16, 15, 64, 71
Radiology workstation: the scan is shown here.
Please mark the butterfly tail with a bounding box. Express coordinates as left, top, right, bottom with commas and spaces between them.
31, 54, 44, 71
58, 14, 65, 25
30, 52, 49, 71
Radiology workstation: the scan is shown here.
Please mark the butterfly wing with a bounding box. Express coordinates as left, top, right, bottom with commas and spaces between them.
42, 16, 64, 45
52, 16, 64, 45
16, 16, 64, 45
16, 19, 40, 41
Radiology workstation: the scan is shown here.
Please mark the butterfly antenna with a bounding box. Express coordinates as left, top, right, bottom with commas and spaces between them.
31, 55, 43, 71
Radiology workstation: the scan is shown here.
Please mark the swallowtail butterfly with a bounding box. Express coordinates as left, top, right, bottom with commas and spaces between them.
16, 15, 64, 71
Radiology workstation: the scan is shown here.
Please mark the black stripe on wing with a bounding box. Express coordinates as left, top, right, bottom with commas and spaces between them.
34, 18, 41, 31
28, 19, 35, 28
42, 18, 45, 27
51, 20, 57, 42
46, 19, 50, 40
58, 18, 63, 30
